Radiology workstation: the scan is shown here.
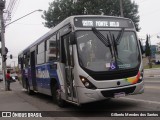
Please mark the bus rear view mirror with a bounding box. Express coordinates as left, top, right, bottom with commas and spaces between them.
70, 32, 76, 45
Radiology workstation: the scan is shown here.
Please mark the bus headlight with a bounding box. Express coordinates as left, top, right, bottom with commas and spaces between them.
138, 70, 144, 83
79, 76, 97, 89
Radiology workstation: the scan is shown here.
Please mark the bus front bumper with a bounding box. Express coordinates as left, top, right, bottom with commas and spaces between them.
77, 81, 144, 104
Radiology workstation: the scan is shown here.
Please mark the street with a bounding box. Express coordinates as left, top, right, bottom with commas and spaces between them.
0, 77, 160, 120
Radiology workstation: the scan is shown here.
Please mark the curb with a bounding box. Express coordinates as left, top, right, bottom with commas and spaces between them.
144, 68, 160, 71
144, 76, 160, 78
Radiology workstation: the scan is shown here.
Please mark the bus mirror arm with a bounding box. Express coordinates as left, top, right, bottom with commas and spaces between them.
70, 32, 76, 45
139, 40, 144, 55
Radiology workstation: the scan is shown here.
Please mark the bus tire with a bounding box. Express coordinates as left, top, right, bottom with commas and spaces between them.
26, 80, 34, 95
51, 84, 66, 107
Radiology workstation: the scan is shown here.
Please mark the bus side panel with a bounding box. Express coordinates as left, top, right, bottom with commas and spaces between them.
36, 63, 60, 96
36, 64, 47, 94
43, 63, 59, 95
49, 63, 60, 87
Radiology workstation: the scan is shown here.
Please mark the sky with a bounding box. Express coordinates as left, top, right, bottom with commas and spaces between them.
133, 0, 160, 45
1, 0, 160, 67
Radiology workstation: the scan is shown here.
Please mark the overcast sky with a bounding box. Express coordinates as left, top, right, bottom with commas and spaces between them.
1, 0, 160, 67
133, 0, 160, 44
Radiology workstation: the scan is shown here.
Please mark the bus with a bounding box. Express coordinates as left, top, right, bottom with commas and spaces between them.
18, 15, 144, 107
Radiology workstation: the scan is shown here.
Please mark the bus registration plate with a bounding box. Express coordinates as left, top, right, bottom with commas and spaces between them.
114, 92, 125, 98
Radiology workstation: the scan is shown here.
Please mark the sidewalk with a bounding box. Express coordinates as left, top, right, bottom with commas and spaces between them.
0, 81, 39, 111
0, 82, 65, 119
144, 68, 160, 78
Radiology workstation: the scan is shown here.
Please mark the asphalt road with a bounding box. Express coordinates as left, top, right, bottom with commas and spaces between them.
1, 78, 160, 120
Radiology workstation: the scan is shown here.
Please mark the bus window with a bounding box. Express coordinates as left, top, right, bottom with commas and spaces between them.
46, 34, 57, 62
117, 32, 139, 68
23, 52, 30, 67
37, 42, 45, 64
76, 31, 140, 71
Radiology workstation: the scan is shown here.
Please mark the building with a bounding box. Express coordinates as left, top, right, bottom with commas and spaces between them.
155, 42, 160, 64
156, 42, 160, 52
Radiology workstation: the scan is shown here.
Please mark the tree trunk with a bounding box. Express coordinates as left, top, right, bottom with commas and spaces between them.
148, 56, 152, 68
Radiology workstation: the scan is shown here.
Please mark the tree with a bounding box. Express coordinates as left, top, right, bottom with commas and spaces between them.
42, 0, 140, 31
145, 34, 152, 68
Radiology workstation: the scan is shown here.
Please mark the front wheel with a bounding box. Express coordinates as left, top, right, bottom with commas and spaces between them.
51, 85, 66, 107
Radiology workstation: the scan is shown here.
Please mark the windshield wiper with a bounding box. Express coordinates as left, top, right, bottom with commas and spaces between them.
115, 28, 125, 45
92, 27, 113, 58
110, 32, 118, 57
109, 28, 124, 57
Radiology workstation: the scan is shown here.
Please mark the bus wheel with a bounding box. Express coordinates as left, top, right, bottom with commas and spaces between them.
56, 89, 66, 107
52, 85, 66, 107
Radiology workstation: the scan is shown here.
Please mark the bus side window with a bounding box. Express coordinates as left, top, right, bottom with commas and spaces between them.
23, 53, 30, 67
37, 42, 45, 64
46, 34, 58, 62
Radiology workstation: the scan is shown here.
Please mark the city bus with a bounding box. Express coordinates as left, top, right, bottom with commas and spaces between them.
18, 15, 144, 107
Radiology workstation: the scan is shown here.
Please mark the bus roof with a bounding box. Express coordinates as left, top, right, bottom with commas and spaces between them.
18, 15, 133, 55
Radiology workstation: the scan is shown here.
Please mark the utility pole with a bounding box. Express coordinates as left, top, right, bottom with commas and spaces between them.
120, 0, 124, 17
0, 0, 7, 90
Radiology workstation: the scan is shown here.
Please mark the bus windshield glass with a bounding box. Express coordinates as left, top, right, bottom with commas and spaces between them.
76, 31, 140, 72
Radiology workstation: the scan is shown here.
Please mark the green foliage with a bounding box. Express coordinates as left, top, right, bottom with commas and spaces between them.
42, 0, 140, 31
156, 51, 160, 54
144, 64, 160, 69
145, 35, 151, 57
145, 34, 152, 68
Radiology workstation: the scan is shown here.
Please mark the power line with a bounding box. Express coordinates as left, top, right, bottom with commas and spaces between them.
139, 0, 148, 4
8, 0, 17, 15
11, 0, 21, 19
4, 0, 20, 22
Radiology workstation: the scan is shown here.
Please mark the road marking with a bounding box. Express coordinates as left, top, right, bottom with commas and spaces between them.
145, 81, 160, 83
121, 97, 160, 105
145, 86, 160, 89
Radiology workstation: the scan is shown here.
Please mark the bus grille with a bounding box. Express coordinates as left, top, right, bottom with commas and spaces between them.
101, 86, 136, 98
90, 68, 138, 80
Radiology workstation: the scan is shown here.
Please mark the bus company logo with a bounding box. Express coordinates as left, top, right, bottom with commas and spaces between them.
2, 112, 11, 117
36, 69, 50, 78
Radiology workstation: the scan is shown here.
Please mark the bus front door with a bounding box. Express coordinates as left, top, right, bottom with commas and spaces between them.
63, 35, 77, 103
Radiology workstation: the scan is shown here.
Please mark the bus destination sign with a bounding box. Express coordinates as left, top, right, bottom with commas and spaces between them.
74, 17, 134, 28
82, 20, 119, 27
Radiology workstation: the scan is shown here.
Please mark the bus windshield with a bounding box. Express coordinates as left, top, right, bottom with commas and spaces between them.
76, 30, 140, 72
